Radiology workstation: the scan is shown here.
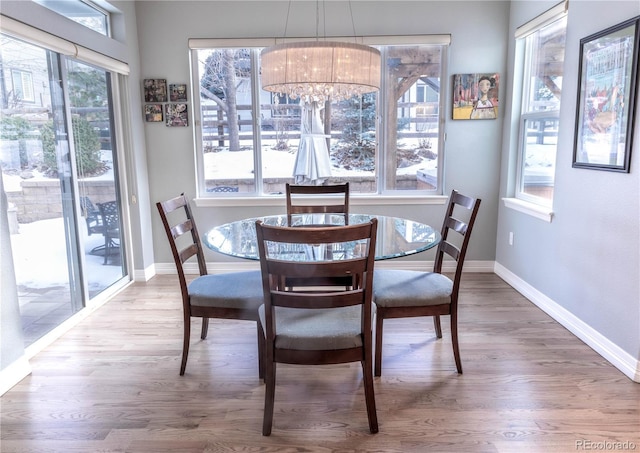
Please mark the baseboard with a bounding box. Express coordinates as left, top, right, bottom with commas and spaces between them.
133, 263, 156, 282
495, 262, 639, 383
0, 356, 31, 396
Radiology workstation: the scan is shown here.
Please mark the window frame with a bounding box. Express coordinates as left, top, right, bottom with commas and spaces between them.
11, 68, 35, 103
515, 111, 560, 206
189, 36, 450, 200
508, 1, 568, 217
34, 0, 110, 36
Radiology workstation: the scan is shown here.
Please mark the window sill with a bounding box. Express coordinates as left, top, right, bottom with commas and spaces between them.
502, 197, 553, 222
194, 194, 449, 208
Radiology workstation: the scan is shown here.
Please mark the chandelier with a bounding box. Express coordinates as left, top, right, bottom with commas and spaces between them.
260, 2, 381, 103
261, 41, 380, 103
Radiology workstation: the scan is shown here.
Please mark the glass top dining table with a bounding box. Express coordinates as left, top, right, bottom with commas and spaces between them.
203, 213, 441, 261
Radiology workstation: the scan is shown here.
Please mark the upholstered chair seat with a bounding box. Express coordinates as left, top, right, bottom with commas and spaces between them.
258, 305, 362, 350
373, 270, 453, 308
189, 271, 263, 309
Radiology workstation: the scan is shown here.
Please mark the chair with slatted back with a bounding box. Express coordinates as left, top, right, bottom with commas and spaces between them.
96, 200, 121, 265
285, 182, 349, 226
372, 190, 481, 375
156, 193, 265, 377
285, 182, 351, 287
80, 196, 102, 236
81, 196, 108, 255
256, 219, 379, 436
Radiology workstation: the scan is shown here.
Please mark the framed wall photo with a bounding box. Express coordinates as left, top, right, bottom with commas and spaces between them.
573, 17, 640, 172
165, 103, 188, 127
169, 83, 188, 102
144, 104, 163, 122
143, 78, 167, 102
452, 73, 499, 120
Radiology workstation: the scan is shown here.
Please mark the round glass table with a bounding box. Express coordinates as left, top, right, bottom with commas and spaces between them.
203, 213, 440, 261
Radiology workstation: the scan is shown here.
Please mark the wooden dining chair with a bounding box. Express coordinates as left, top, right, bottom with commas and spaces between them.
156, 193, 265, 377
372, 190, 481, 376
285, 182, 351, 287
285, 182, 349, 226
256, 219, 379, 436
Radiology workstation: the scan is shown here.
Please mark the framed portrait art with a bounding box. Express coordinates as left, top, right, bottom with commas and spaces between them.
452, 73, 499, 120
573, 17, 640, 172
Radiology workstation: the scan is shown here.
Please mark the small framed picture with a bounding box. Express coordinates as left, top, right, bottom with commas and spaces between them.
169, 83, 188, 102
144, 104, 163, 122
165, 103, 188, 127
143, 78, 167, 102
573, 17, 639, 172
452, 73, 500, 120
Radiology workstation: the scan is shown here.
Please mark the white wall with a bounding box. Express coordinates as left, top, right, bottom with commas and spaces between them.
496, 0, 640, 380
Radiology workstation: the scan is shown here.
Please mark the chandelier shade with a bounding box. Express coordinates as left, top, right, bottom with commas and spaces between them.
260, 41, 381, 102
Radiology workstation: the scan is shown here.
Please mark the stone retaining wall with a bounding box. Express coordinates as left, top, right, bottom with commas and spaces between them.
6, 180, 116, 223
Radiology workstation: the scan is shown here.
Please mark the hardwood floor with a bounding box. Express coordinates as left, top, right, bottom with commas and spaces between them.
2, 273, 638, 452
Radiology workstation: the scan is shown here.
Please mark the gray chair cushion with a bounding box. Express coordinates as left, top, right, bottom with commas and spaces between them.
373, 269, 453, 308
259, 304, 363, 350
188, 270, 264, 309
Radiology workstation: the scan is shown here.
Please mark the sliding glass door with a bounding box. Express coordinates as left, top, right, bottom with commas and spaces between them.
0, 34, 127, 346
67, 59, 126, 296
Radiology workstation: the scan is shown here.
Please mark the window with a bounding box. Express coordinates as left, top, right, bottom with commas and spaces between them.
190, 38, 448, 197
514, 2, 568, 206
10, 69, 35, 103
34, 0, 110, 36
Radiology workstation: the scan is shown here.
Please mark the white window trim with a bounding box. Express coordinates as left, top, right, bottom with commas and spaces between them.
515, 110, 559, 206
191, 36, 450, 199
506, 0, 567, 221
502, 197, 554, 223
514, 0, 569, 39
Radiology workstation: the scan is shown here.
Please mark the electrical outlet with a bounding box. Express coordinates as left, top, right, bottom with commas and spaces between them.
509, 232, 514, 246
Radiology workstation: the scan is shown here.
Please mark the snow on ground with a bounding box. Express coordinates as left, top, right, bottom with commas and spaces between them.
10, 216, 122, 291
6, 150, 122, 290
205, 146, 437, 180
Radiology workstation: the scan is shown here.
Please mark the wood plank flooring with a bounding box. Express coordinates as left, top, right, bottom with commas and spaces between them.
1, 273, 638, 452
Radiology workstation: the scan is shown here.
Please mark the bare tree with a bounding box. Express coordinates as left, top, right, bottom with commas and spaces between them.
200, 49, 251, 151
